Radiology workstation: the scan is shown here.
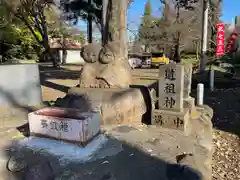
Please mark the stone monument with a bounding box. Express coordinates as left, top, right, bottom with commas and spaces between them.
79, 41, 132, 88
55, 0, 148, 125
151, 63, 191, 131
79, 0, 131, 89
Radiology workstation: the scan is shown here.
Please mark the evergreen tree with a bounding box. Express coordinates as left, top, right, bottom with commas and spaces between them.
138, 0, 152, 50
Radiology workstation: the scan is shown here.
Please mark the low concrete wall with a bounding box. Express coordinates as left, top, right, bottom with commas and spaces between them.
59, 50, 85, 64
0, 64, 42, 106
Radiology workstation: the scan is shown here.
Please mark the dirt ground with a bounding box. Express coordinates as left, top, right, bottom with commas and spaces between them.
0, 64, 239, 180
40, 65, 157, 101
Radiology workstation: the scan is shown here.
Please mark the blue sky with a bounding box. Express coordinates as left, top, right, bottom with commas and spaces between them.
222, 0, 240, 23
77, 0, 240, 40
128, 0, 240, 23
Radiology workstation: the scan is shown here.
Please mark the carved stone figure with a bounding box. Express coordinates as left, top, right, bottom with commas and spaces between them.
79, 41, 132, 88
80, 43, 102, 63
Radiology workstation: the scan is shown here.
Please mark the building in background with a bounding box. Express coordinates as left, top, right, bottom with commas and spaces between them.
235, 16, 240, 25
49, 38, 84, 64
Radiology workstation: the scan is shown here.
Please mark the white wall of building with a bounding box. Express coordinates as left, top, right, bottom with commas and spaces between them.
59, 50, 85, 64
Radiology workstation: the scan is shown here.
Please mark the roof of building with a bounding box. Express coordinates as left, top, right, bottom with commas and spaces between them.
50, 38, 82, 49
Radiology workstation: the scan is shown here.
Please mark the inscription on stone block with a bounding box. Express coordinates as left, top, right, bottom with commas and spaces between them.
158, 64, 184, 112
28, 108, 101, 145
152, 110, 186, 130
40, 119, 69, 132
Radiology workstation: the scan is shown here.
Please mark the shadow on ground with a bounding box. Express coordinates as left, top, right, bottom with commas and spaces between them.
39, 64, 80, 80
0, 86, 40, 117
2, 135, 202, 180
39, 64, 80, 93
191, 70, 240, 137
191, 89, 240, 137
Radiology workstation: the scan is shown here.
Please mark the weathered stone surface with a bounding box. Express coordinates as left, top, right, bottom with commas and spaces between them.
80, 41, 131, 89
7, 154, 27, 172
183, 64, 193, 99
81, 43, 102, 63
56, 87, 124, 110
79, 60, 107, 88
104, 121, 212, 180
28, 107, 101, 145
150, 88, 157, 109
2, 106, 213, 180
55, 87, 149, 125
158, 63, 184, 112
24, 160, 54, 180
184, 97, 197, 117
100, 88, 147, 125
151, 108, 190, 131
154, 63, 192, 131
79, 0, 130, 89
184, 106, 213, 180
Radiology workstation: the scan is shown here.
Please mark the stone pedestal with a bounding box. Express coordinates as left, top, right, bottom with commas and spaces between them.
55, 87, 149, 125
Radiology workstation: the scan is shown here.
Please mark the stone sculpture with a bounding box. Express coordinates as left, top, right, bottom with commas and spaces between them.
79, 41, 132, 89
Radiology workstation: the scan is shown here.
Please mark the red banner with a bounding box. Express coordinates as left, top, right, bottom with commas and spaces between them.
226, 31, 238, 53
216, 23, 225, 56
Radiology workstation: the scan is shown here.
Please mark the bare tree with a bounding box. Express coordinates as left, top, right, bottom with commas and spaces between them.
139, 0, 201, 58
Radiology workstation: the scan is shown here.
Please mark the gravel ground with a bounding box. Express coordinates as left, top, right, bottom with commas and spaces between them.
192, 87, 240, 180
212, 130, 240, 180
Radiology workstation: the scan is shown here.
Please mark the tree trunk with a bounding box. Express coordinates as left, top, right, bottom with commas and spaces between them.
102, 0, 108, 45
107, 0, 128, 58
87, 0, 93, 43
78, 0, 131, 88
174, 5, 181, 63
41, 9, 59, 67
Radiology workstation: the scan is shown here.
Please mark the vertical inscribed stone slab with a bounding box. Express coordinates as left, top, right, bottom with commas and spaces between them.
158, 63, 184, 112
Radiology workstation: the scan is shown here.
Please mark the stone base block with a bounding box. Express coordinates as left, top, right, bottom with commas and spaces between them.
184, 97, 198, 118
28, 107, 101, 146
56, 87, 150, 125
151, 108, 190, 131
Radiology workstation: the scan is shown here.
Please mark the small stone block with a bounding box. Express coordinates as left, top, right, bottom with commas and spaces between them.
28, 107, 101, 146
184, 97, 196, 115
151, 108, 189, 131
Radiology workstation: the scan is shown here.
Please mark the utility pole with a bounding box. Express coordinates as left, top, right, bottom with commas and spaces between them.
200, 0, 209, 72
87, 0, 93, 43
